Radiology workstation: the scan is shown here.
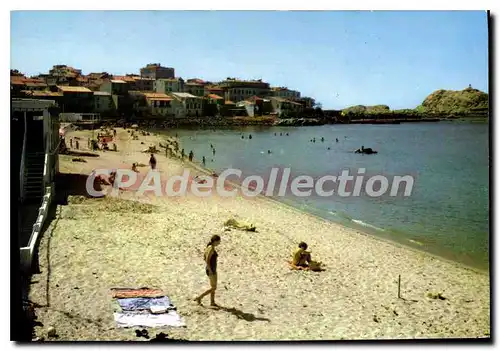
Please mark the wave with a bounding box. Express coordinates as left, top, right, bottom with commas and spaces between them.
351, 219, 386, 232
328, 210, 353, 221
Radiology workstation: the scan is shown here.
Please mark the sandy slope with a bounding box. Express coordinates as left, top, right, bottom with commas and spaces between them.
27, 127, 490, 341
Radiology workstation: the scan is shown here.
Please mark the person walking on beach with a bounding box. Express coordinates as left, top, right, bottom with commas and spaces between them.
181, 148, 185, 159
188, 150, 194, 162
212, 148, 216, 156
149, 153, 157, 170
202, 156, 206, 166
194, 235, 221, 307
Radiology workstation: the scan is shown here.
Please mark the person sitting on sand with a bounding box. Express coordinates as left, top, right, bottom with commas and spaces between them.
291, 242, 312, 269
194, 235, 221, 307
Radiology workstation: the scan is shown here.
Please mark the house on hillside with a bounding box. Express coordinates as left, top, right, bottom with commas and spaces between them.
205, 85, 224, 97
204, 94, 225, 117
100, 79, 129, 95
236, 101, 255, 117
270, 97, 304, 118
93, 91, 116, 116
24, 79, 48, 92
142, 93, 184, 118
206, 94, 225, 105
184, 82, 205, 97
219, 78, 271, 102
155, 78, 185, 94
247, 96, 273, 115
140, 63, 175, 79
57, 86, 93, 113
20, 90, 63, 105
171, 92, 203, 118
270, 87, 301, 100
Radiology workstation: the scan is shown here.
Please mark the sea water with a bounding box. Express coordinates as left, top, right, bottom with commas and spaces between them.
158, 122, 489, 270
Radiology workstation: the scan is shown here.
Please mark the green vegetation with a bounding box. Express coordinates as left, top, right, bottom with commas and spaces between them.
416, 87, 488, 115
342, 104, 390, 115
340, 87, 488, 119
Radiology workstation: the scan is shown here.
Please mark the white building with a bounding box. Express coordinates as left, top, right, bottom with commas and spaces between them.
93, 91, 115, 114
171, 92, 203, 118
270, 87, 301, 100
143, 93, 184, 118
155, 78, 185, 94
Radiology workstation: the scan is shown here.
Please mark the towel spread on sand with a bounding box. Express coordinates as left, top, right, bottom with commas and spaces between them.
111, 288, 165, 298
114, 311, 185, 328
117, 297, 172, 311
111, 288, 185, 328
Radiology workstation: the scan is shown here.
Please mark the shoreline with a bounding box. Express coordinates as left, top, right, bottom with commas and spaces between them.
184, 156, 489, 276
28, 126, 490, 341
85, 113, 488, 131
157, 129, 488, 274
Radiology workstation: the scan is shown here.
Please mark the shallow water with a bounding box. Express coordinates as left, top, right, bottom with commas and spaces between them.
158, 122, 489, 270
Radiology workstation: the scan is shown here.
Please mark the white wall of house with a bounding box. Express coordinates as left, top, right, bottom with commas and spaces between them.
270, 98, 303, 117
155, 79, 184, 94
146, 99, 185, 118
184, 84, 204, 97
184, 98, 203, 117
272, 89, 301, 100
236, 102, 255, 117
94, 95, 114, 112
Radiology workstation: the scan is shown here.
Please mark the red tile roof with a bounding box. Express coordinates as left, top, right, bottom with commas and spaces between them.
143, 92, 173, 101
21, 90, 63, 97
207, 94, 224, 100
113, 75, 136, 83
57, 86, 92, 93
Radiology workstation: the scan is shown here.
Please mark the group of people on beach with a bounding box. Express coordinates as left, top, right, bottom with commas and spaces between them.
194, 235, 319, 307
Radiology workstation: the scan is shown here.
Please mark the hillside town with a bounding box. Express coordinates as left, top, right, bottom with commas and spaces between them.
11, 63, 318, 120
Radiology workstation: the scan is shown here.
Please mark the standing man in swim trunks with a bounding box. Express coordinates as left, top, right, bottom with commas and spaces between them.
194, 235, 221, 307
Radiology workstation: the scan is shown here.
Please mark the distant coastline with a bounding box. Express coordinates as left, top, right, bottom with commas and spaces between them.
66, 86, 488, 129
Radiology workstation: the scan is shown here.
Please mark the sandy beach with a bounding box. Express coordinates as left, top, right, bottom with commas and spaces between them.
27, 127, 490, 341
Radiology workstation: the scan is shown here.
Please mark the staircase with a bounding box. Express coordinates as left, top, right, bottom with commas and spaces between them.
23, 152, 45, 202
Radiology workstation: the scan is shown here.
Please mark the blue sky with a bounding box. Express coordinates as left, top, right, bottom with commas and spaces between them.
11, 11, 488, 109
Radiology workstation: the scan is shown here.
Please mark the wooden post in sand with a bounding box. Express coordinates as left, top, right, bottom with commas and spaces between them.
398, 274, 401, 298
